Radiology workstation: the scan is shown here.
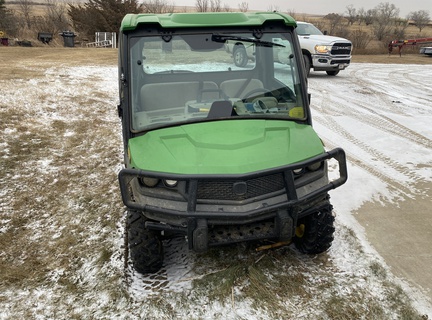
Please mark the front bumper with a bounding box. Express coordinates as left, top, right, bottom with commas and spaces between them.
118, 148, 347, 251
312, 54, 351, 71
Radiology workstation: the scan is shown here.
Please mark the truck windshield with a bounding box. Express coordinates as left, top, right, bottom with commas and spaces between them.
129, 31, 306, 132
296, 23, 324, 36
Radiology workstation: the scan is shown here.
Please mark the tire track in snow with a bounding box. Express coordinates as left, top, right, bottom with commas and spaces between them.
315, 94, 432, 150
314, 113, 423, 197
344, 65, 431, 116
393, 69, 432, 96
353, 65, 432, 115
387, 68, 432, 112
318, 133, 418, 198
310, 64, 432, 197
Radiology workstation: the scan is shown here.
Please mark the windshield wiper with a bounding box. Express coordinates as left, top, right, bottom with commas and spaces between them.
211, 34, 285, 48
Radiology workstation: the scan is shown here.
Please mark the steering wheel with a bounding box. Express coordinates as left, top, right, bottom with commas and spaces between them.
243, 87, 296, 103
242, 88, 276, 103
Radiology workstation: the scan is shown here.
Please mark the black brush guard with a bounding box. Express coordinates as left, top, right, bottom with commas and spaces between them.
118, 148, 347, 251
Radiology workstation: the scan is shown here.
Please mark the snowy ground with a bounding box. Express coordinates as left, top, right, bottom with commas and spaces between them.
308, 64, 432, 312
1, 57, 431, 319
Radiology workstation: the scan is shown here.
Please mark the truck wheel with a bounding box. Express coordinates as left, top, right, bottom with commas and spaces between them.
303, 54, 311, 77
233, 45, 248, 67
126, 210, 164, 274
326, 70, 340, 76
293, 205, 335, 254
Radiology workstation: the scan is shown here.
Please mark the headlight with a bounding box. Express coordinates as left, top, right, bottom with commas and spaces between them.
307, 161, 322, 171
139, 177, 159, 187
314, 45, 332, 54
293, 168, 304, 175
163, 179, 178, 187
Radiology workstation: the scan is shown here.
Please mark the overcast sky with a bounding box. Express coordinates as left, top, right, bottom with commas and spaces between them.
174, 0, 431, 18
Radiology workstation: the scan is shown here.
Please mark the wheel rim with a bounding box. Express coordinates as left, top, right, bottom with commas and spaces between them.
234, 51, 244, 65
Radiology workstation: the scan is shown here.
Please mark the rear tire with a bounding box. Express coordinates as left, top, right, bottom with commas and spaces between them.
293, 204, 335, 254
233, 45, 248, 67
126, 210, 164, 274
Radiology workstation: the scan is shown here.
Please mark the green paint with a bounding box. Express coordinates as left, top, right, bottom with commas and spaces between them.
129, 120, 324, 174
120, 12, 296, 31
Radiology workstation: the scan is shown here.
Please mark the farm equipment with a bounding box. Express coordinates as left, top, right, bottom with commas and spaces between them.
117, 12, 348, 274
389, 37, 432, 56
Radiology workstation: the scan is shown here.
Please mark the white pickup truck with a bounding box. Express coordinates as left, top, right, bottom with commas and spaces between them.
226, 21, 352, 76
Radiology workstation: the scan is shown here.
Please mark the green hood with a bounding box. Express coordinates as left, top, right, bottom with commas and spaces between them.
129, 120, 324, 175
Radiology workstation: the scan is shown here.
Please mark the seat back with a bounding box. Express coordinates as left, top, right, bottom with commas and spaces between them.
140, 81, 219, 111
220, 79, 264, 99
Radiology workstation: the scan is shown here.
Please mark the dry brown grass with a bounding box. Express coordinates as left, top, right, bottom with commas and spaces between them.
0, 47, 118, 81
353, 53, 432, 64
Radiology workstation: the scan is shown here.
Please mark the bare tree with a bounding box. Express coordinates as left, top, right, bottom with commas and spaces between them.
196, 0, 209, 12
286, 9, 297, 20
356, 7, 365, 25
324, 13, 343, 35
32, 0, 69, 35
345, 5, 357, 25
68, 0, 142, 39
17, 0, 33, 28
142, 0, 174, 13
267, 5, 279, 12
408, 10, 430, 32
43, 0, 69, 32
0, 0, 17, 36
210, 0, 221, 12
350, 28, 372, 51
238, 2, 248, 12
372, 2, 400, 41
362, 9, 376, 26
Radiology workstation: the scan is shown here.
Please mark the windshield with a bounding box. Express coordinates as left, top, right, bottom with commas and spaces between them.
296, 23, 323, 36
129, 31, 306, 132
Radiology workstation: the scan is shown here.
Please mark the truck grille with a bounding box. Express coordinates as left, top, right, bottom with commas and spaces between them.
197, 173, 285, 201
331, 42, 352, 55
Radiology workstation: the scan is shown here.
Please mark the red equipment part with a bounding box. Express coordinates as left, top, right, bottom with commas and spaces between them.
389, 37, 432, 56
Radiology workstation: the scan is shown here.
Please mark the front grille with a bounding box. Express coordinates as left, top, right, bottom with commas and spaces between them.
331, 42, 352, 55
197, 173, 285, 201
330, 59, 350, 65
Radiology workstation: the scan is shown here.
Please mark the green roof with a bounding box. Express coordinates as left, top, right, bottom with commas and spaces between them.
120, 12, 296, 31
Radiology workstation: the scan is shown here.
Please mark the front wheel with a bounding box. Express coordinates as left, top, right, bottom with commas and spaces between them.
303, 54, 311, 77
293, 204, 335, 254
126, 210, 164, 274
326, 70, 340, 76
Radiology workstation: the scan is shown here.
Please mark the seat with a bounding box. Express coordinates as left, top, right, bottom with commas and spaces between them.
140, 81, 219, 111
219, 79, 264, 99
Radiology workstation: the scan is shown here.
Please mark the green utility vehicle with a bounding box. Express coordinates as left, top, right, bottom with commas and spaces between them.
117, 12, 348, 274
